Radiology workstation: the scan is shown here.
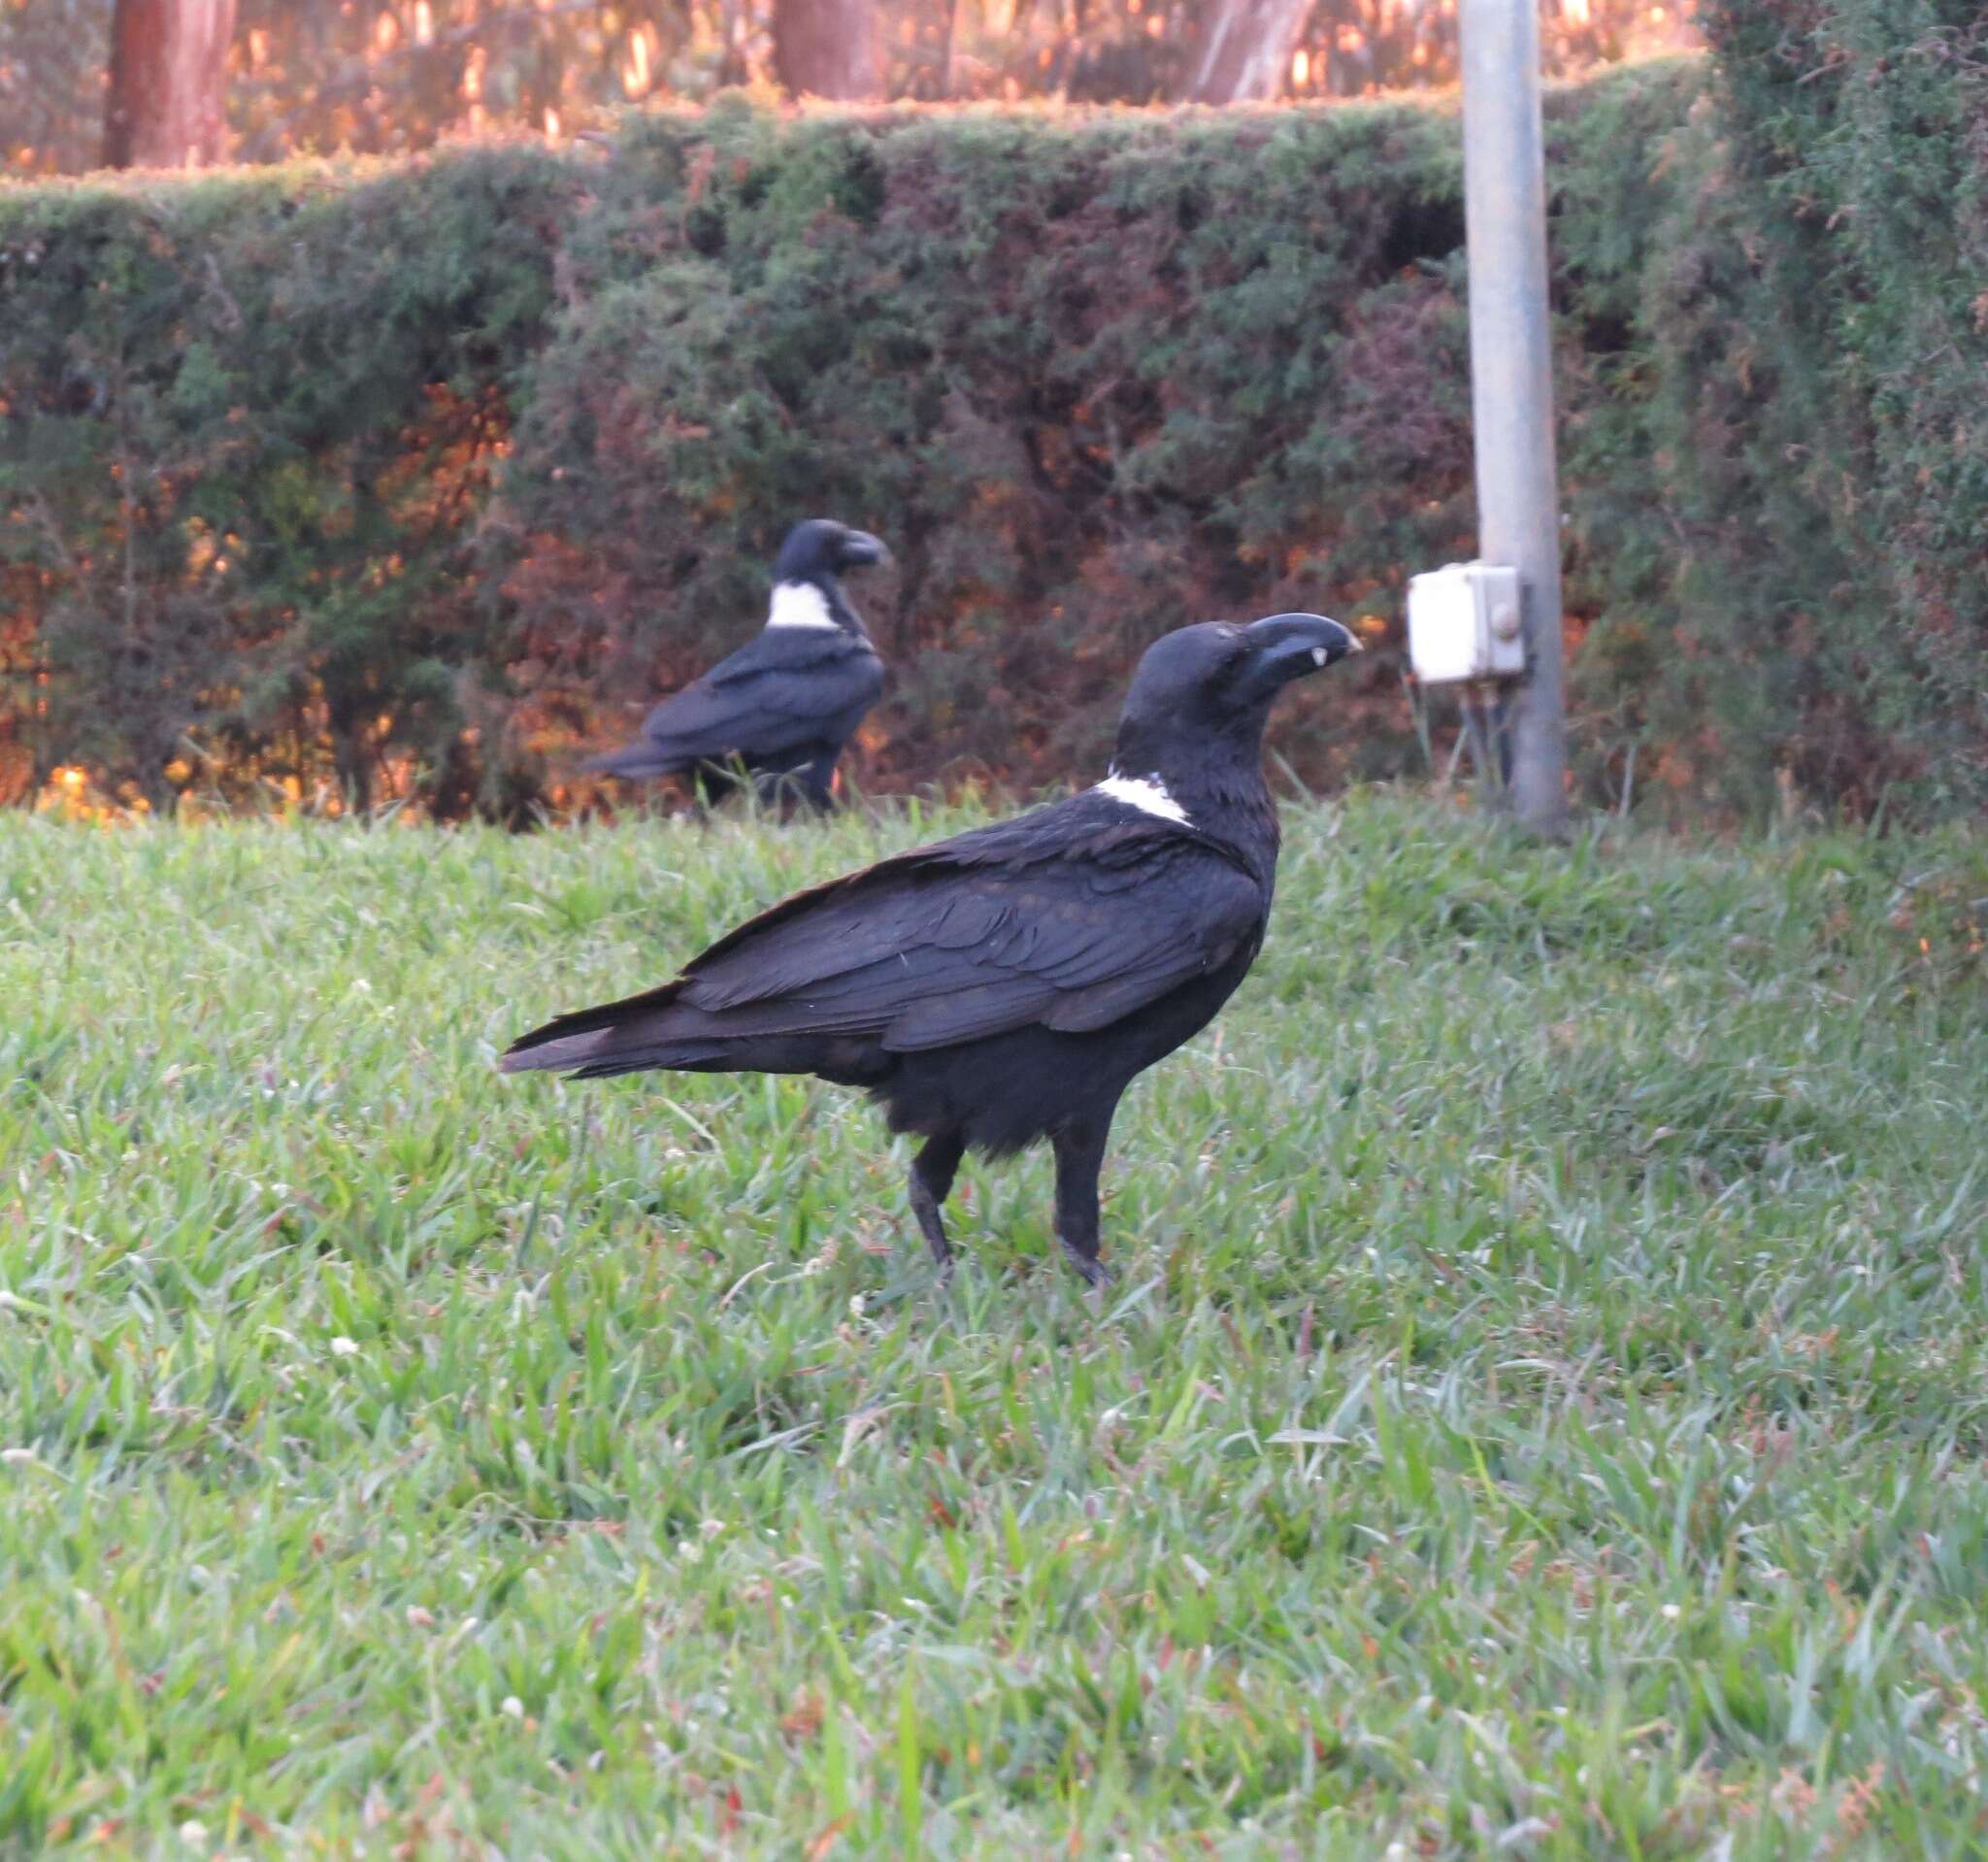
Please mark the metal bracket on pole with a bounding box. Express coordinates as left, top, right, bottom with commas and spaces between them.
1459, 0, 1568, 837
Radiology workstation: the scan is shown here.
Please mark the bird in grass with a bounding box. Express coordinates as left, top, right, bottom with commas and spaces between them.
507, 612, 1361, 1286
584, 519, 888, 811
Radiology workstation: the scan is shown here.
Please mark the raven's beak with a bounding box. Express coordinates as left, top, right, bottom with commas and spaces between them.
839, 529, 889, 568
1241, 612, 1361, 696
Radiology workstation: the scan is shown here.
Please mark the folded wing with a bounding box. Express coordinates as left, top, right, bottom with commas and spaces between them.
587, 633, 883, 777
502, 804, 1265, 1078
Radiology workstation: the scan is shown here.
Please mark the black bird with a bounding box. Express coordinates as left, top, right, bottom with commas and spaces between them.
585, 519, 888, 810
507, 612, 1361, 1286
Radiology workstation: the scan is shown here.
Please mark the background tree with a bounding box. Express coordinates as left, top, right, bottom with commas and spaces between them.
4, 2, 1699, 178
103, 0, 239, 168
774, 0, 881, 97
1183, 0, 1311, 101
0, 0, 109, 175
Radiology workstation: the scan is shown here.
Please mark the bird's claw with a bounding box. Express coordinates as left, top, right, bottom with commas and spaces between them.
1059, 1244, 1114, 1291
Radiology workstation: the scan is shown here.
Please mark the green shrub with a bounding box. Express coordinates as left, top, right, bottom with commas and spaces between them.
0, 148, 571, 813
1681, 0, 1988, 817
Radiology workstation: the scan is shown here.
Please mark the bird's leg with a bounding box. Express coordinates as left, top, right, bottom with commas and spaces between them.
802, 748, 841, 815
1050, 1122, 1115, 1290
908, 1132, 966, 1280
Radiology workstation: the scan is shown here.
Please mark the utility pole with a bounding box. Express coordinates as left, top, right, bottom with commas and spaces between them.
1459, 0, 1568, 836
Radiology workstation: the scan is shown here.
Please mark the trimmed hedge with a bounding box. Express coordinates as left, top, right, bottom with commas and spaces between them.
1, 52, 1979, 820
1684, 0, 1988, 816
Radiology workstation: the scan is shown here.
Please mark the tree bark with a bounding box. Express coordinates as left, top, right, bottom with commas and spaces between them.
773, 0, 878, 100
103, 0, 238, 169
1181, 0, 1309, 102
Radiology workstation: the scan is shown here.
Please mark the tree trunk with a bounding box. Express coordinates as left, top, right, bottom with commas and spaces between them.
773, 0, 878, 100
103, 0, 238, 169
1181, 0, 1309, 103
935, 0, 957, 99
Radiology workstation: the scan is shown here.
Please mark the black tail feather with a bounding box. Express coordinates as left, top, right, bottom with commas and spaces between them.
500, 981, 689, 1075
501, 982, 886, 1085
581, 742, 685, 780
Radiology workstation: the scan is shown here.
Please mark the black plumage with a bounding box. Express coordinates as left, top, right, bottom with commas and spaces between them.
585, 519, 887, 810
508, 611, 1361, 1285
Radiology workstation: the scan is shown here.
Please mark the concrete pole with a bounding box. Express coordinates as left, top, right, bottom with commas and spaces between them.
1460, 0, 1568, 836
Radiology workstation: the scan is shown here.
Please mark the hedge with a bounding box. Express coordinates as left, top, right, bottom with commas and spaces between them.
0, 48, 1979, 822
1680, 0, 1988, 817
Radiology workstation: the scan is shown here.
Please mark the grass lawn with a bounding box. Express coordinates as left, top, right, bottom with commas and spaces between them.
3, 792, 1987, 1858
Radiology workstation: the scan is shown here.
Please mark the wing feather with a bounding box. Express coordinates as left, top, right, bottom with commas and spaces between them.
631, 635, 881, 764
505, 794, 1268, 1079
674, 811, 1264, 1049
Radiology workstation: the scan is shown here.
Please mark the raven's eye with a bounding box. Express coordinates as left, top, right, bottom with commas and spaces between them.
1206, 647, 1249, 691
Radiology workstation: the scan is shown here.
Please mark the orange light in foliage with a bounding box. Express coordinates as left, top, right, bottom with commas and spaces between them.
623, 26, 651, 96
414, 0, 434, 44
1291, 49, 1309, 85
544, 108, 561, 145
374, 10, 399, 53
1565, 0, 1592, 22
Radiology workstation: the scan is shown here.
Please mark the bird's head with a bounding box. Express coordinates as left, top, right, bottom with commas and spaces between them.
1111, 613, 1360, 794
772, 519, 889, 583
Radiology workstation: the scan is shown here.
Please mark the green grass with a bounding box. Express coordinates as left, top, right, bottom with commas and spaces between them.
3, 791, 1987, 1858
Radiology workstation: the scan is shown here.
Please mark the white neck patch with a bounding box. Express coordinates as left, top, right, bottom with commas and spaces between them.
765, 581, 840, 632
1097, 770, 1190, 825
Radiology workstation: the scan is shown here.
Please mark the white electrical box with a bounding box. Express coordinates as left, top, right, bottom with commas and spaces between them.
1406, 561, 1526, 683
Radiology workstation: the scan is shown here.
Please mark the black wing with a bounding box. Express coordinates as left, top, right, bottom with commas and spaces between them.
588, 631, 883, 777
503, 793, 1267, 1075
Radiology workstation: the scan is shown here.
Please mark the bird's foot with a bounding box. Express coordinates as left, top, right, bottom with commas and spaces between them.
910, 1228, 954, 1284
1058, 1240, 1114, 1290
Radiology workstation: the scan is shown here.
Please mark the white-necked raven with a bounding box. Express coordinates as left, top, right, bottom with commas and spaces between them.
585, 519, 887, 810
508, 612, 1361, 1286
